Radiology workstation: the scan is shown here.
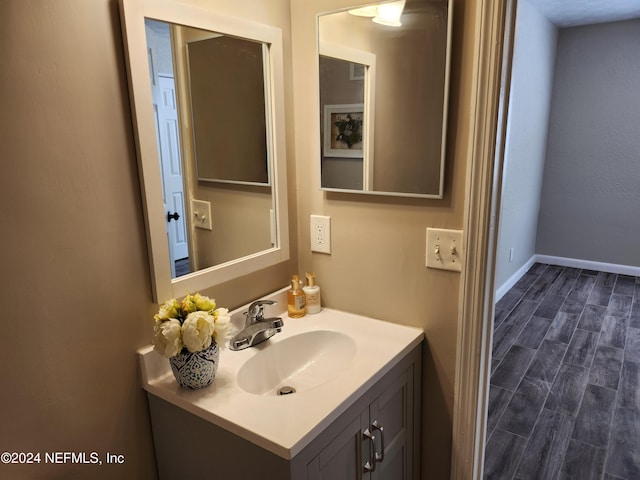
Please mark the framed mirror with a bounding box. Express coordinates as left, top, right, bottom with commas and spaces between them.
120, 0, 289, 302
317, 0, 453, 198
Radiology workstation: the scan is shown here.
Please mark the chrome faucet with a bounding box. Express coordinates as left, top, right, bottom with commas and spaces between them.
229, 300, 284, 351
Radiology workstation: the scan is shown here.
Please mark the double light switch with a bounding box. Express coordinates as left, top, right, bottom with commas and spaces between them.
426, 228, 463, 272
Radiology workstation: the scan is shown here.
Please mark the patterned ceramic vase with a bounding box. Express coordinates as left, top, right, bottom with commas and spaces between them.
169, 341, 219, 389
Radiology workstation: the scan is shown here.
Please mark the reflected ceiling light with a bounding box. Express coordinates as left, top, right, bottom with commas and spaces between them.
348, 1, 406, 27
372, 0, 406, 27
347, 6, 378, 17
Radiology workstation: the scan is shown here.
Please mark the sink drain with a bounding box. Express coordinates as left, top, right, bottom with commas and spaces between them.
277, 386, 296, 396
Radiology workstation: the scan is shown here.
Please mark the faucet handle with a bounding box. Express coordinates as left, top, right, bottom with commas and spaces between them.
245, 299, 277, 320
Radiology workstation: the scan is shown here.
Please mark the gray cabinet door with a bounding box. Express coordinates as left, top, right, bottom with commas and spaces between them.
307, 411, 370, 480
369, 368, 413, 480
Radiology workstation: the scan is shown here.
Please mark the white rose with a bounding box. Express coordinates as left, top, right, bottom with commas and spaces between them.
182, 311, 215, 353
153, 319, 183, 357
213, 307, 232, 348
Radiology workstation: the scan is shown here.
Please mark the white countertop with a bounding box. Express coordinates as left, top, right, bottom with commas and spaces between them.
138, 288, 424, 459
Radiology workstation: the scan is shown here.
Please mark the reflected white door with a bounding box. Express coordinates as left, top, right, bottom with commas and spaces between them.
153, 74, 189, 276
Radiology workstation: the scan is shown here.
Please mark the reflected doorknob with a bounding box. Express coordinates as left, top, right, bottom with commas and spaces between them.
167, 211, 180, 222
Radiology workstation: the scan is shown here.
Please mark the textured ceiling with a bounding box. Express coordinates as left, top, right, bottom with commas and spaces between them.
526, 0, 640, 27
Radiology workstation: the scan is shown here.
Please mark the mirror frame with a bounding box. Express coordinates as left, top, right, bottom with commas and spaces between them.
120, 0, 289, 303
316, 0, 453, 199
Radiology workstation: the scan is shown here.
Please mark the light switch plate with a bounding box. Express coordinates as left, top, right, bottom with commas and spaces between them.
426, 228, 463, 272
192, 199, 212, 230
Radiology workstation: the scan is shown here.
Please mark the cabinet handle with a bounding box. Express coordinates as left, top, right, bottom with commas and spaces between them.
372, 421, 385, 463
362, 428, 376, 472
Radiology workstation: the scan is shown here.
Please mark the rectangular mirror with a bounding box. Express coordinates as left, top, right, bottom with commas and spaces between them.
120, 0, 289, 302
318, 0, 453, 198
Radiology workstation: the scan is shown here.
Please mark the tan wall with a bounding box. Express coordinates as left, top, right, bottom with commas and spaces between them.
193, 186, 274, 268
188, 35, 268, 183
0, 1, 295, 479
371, 5, 447, 195
291, 0, 477, 477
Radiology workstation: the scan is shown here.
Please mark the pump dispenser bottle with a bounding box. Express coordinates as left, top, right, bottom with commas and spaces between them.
303, 272, 321, 314
287, 274, 306, 318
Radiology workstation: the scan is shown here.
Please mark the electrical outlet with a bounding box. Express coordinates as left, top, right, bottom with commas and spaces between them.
192, 199, 212, 230
310, 215, 331, 254
426, 228, 463, 272
509, 248, 514, 262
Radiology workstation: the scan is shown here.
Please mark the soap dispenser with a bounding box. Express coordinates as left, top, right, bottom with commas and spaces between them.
287, 274, 306, 318
303, 272, 321, 314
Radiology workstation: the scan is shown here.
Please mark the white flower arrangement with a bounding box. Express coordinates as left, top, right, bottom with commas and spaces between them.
152, 293, 232, 358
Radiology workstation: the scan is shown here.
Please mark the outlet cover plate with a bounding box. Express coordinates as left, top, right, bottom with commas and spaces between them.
192, 199, 212, 230
426, 227, 463, 272
310, 215, 331, 254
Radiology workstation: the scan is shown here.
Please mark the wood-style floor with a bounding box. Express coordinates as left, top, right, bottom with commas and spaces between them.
484, 263, 640, 479
175, 257, 190, 277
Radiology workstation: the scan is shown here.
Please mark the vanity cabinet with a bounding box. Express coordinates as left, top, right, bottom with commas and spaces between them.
305, 366, 416, 480
147, 343, 421, 480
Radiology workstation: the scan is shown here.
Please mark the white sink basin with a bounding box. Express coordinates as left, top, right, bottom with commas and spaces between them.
236, 330, 357, 396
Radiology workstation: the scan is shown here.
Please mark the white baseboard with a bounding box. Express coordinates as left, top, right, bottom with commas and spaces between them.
495, 255, 537, 302
495, 254, 640, 302
535, 255, 640, 277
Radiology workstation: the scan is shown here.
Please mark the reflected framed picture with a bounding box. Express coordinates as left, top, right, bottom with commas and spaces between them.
323, 103, 364, 158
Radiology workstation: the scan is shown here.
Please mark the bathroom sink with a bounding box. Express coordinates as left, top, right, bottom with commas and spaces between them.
236, 330, 357, 396
139, 287, 424, 458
